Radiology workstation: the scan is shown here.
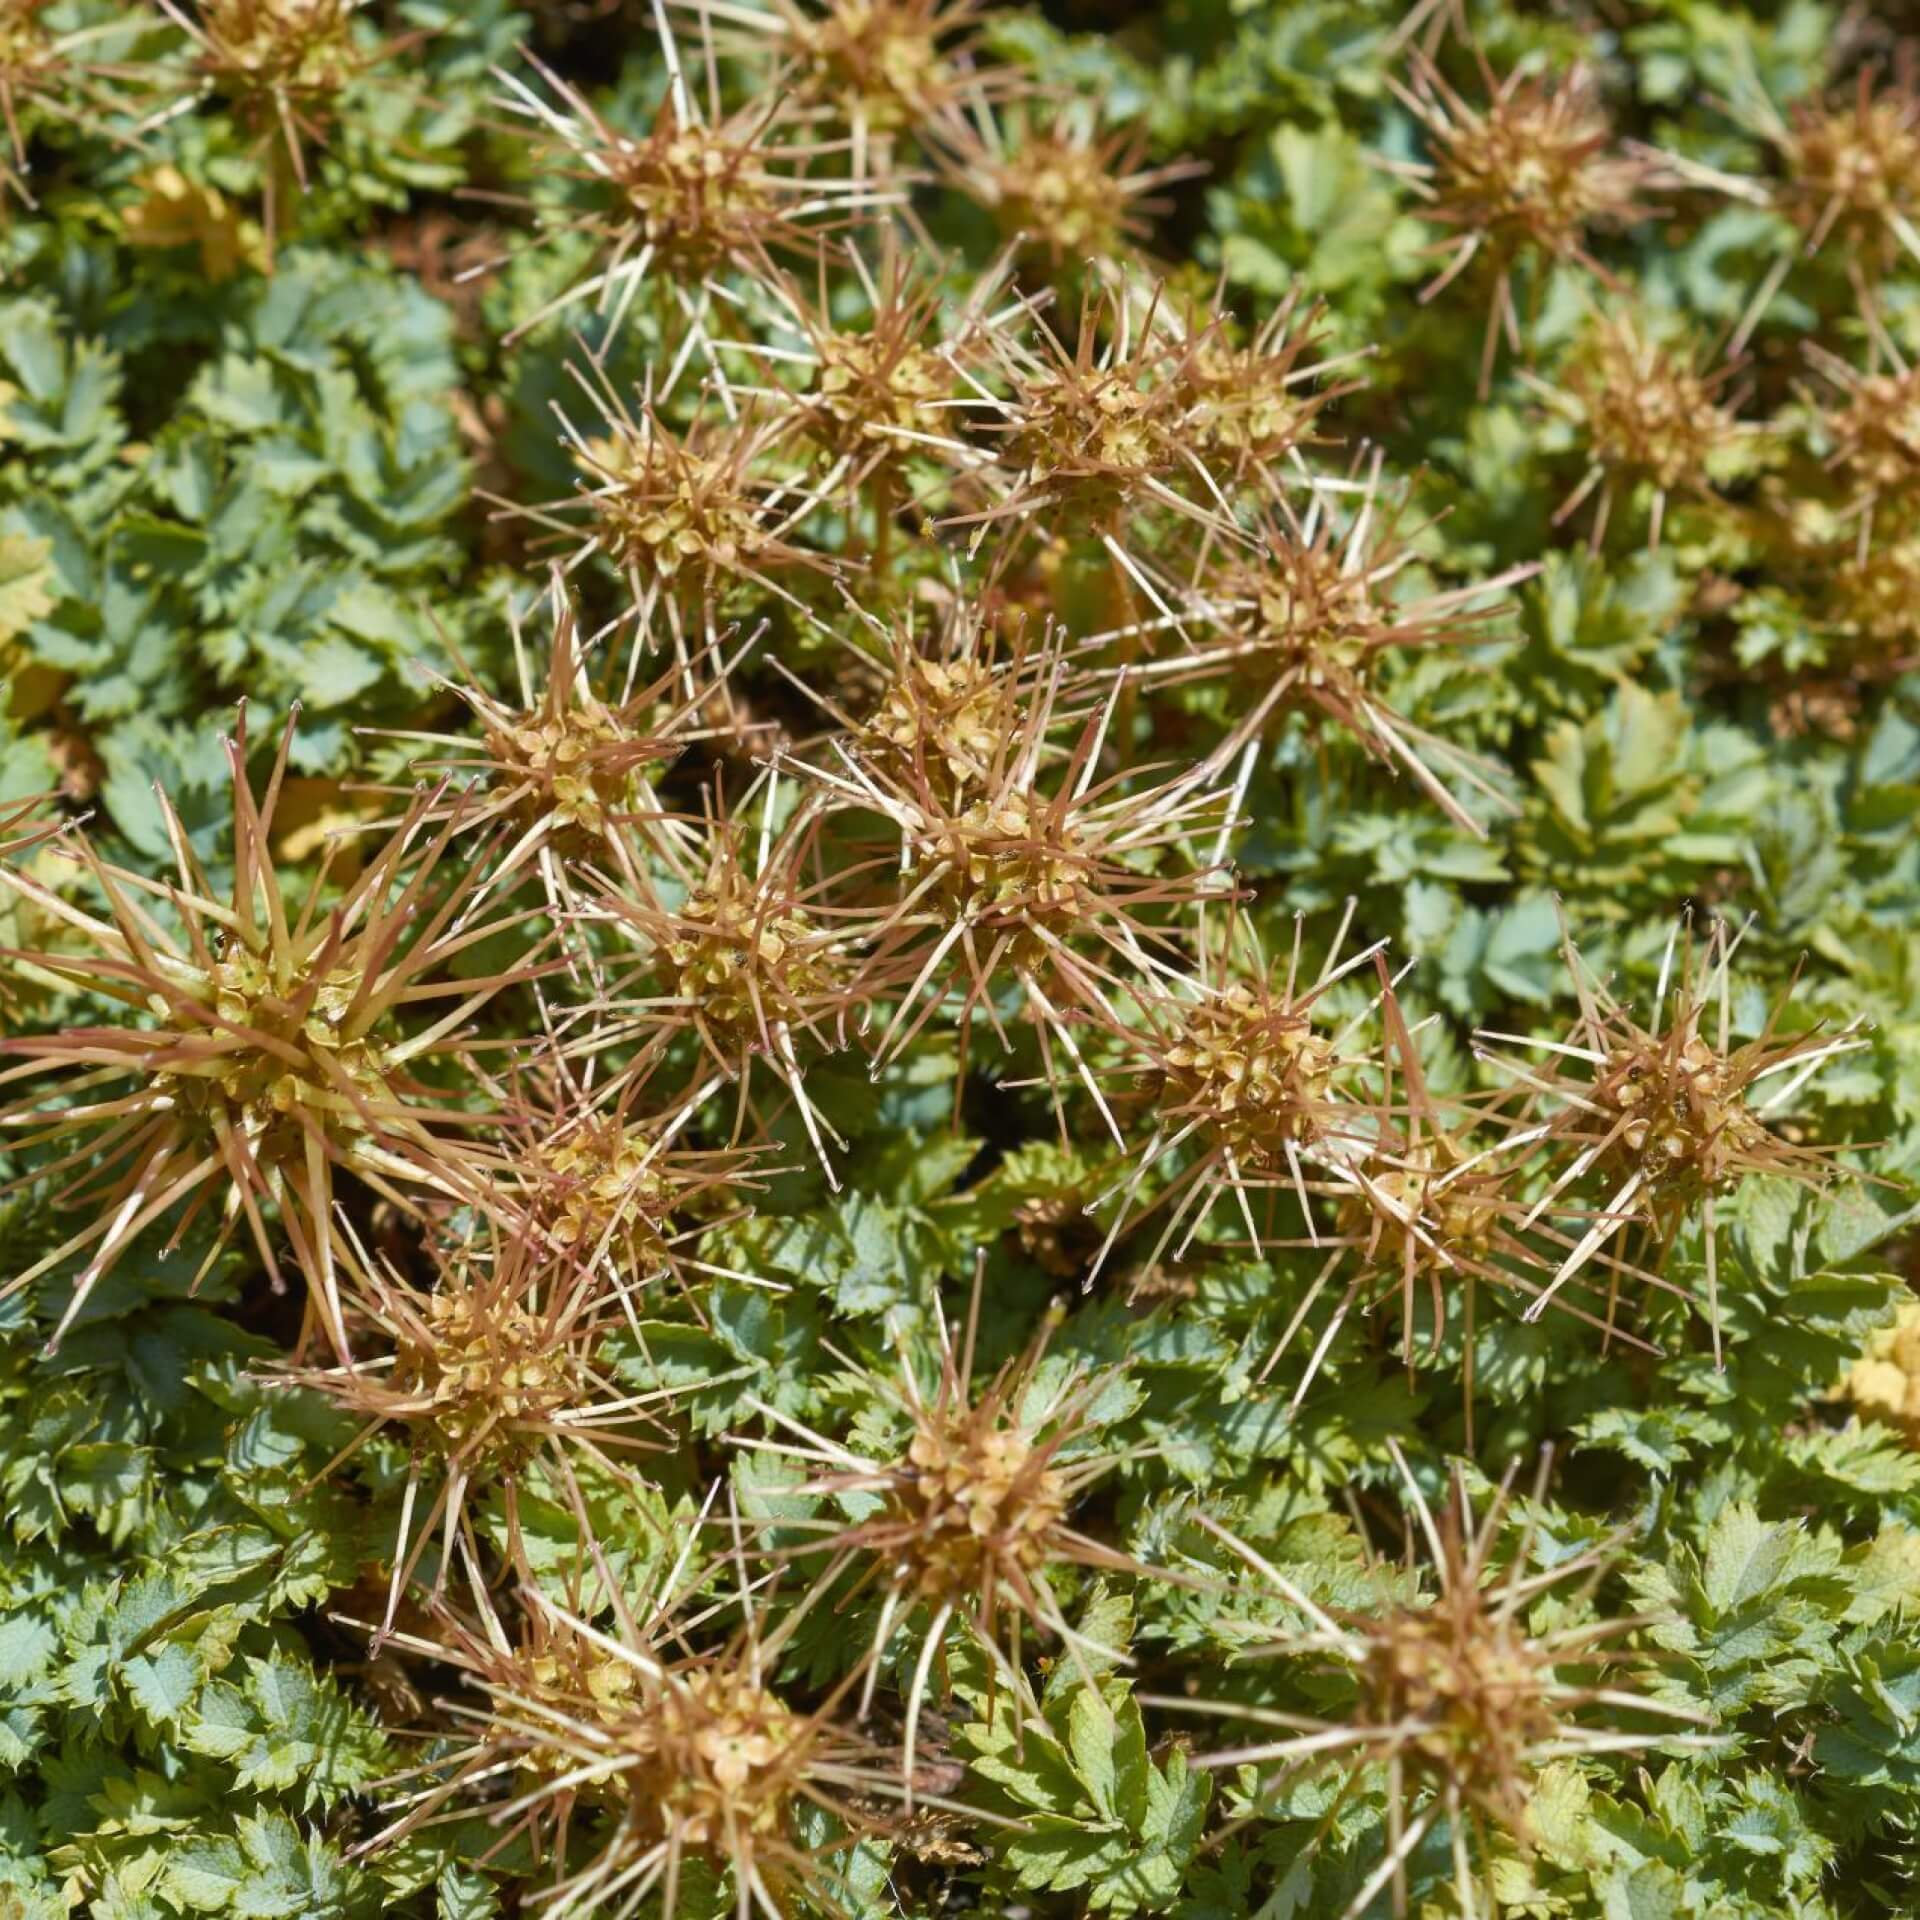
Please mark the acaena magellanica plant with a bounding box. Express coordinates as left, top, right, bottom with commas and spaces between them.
1151, 1446, 1717, 1920
0, 3, 1909, 1918
1, 707, 555, 1360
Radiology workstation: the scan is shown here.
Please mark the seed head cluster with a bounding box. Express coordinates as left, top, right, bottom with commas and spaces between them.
0, 7, 1891, 1920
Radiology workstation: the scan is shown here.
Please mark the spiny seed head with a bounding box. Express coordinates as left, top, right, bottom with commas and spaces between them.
894, 1405, 1071, 1597
1832, 370, 1920, 489
1154, 979, 1339, 1166
1591, 1030, 1780, 1201
937, 111, 1178, 271
1829, 529, 1920, 668
1407, 58, 1649, 264
768, 1288, 1133, 1664
363, 1567, 899, 1914
195, 0, 364, 108
1004, 132, 1135, 260
1225, 535, 1382, 692
1178, 340, 1328, 467
523, 1618, 639, 1724
1147, 289, 1358, 475
532, 1117, 685, 1264
513, 380, 834, 605
283, 1226, 678, 1637
165, 936, 395, 1166
0, 1, 52, 79
1336, 1138, 1504, 1276
1325, 1467, 1681, 1854
1193, 1458, 1703, 1911
663, 880, 849, 1049
610, 116, 778, 275
1778, 71, 1920, 254
579, 414, 798, 588
816, 664, 1229, 1096
461, 1613, 646, 1799
788, 0, 962, 133
486, 44, 854, 348
0, 713, 548, 1359
809, 325, 951, 456
863, 651, 1004, 790
565, 795, 866, 1182
1003, 361, 1184, 513
1253, 972, 1579, 1396
651, 1653, 887, 1862
750, 252, 980, 492
1810, 351, 1920, 510
1362, 1576, 1561, 1812
289, 1223, 625, 1445
1480, 917, 1861, 1241
1186, 349, 1302, 450
482, 694, 662, 842
932, 789, 1095, 935
1182, 503, 1457, 744
1562, 312, 1743, 495
629, 1664, 804, 1842
955, 280, 1238, 546
1093, 912, 1386, 1296
393, 581, 714, 916
826, 612, 1086, 821
635, 804, 860, 1060
1170, 466, 1530, 843
515, 1636, 888, 1907
1470, 918, 1869, 1364
395, 1284, 584, 1466
590, 426, 769, 578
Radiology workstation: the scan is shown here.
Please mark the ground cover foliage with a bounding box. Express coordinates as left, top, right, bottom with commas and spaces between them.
0, 0, 1918, 1915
